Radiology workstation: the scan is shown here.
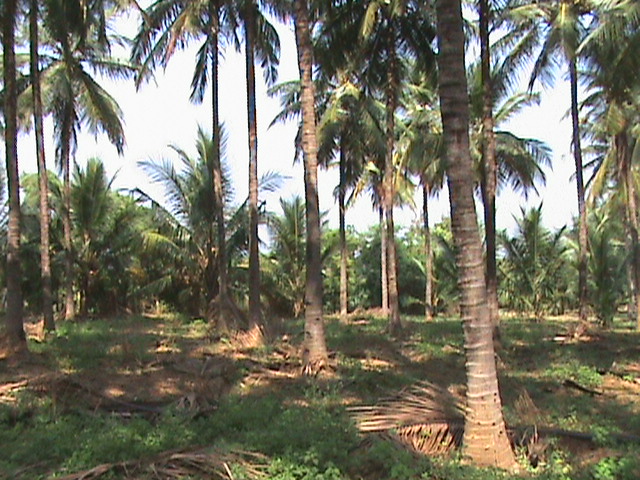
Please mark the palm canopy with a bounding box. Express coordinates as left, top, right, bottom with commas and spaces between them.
26, 1, 137, 168
467, 62, 552, 196
505, 0, 594, 90
132, 0, 280, 101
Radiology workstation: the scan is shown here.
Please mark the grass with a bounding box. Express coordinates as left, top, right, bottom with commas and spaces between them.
1, 313, 640, 479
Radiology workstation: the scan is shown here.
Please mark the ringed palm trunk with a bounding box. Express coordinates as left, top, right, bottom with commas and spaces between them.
294, 0, 329, 373
435, 0, 517, 469
479, 0, 499, 330
30, 0, 55, 333
380, 206, 389, 314
339, 140, 349, 322
384, 30, 402, 335
3, 0, 26, 350
423, 183, 433, 321
569, 58, 589, 325
245, 3, 262, 330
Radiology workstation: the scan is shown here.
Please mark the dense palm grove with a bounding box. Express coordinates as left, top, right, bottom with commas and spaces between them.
2, 0, 640, 471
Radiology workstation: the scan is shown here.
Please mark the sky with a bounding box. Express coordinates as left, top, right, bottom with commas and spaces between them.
15, 7, 580, 236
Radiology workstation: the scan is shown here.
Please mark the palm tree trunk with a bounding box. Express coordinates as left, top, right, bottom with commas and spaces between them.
479, 0, 499, 329
30, 0, 55, 333
385, 28, 402, 335
339, 140, 349, 322
245, 3, 262, 330
618, 133, 640, 331
62, 122, 75, 321
3, 0, 26, 350
294, 0, 329, 374
423, 183, 433, 321
380, 206, 389, 314
569, 58, 589, 325
209, 0, 243, 330
435, 0, 516, 469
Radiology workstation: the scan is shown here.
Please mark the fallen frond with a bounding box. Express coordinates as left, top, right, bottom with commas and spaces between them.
51, 446, 269, 480
349, 382, 465, 456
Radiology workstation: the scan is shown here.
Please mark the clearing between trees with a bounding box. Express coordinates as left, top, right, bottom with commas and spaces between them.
1, 313, 639, 480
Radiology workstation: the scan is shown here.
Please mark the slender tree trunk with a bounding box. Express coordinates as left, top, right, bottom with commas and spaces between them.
209, 0, 243, 330
3, 0, 26, 350
569, 58, 589, 325
385, 29, 402, 334
245, 3, 262, 330
435, 0, 517, 470
62, 124, 75, 321
380, 206, 389, 314
479, 0, 499, 329
423, 183, 433, 321
618, 133, 640, 331
339, 140, 349, 322
30, 0, 55, 333
294, 0, 329, 374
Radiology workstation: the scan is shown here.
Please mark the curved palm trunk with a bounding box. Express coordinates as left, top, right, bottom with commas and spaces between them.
339, 140, 349, 322
569, 58, 589, 325
479, 0, 499, 330
3, 0, 26, 350
385, 30, 402, 335
30, 0, 55, 333
423, 183, 433, 321
245, 3, 262, 330
435, 0, 517, 469
294, 0, 329, 374
380, 206, 389, 314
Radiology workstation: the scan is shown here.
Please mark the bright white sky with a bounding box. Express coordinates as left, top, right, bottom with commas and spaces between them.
16, 7, 579, 236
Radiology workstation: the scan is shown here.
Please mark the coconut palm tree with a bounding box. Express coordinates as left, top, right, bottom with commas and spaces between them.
499, 205, 571, 319
478, 0, 499, 326
139, 126, 234, 322
39, 0, 134, 320
507, 0, 593, 324
29, 0, 55, 332
434, 0, 517, 469
3, 0, 26, 351
358, 0, 436, 333
292, 0, 329, 373
133, 0, 252, 328
234, 0, 280, 330
579, 0, 640, 330
398, 74, 444, 321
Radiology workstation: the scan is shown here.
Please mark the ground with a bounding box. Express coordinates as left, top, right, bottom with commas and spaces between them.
1, 312, 639, 479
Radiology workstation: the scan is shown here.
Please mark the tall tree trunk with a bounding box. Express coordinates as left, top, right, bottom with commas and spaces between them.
570, 58, 589, 325
294, 0, 329, 374
423, 183, 433, 321
3, 0, 26, 350
339, 140, 349, 322
62, 121, 75, 321
618, 133, 640, 331
209, 0, 242, 330
30, 0, 55, 333
380, 206, 389, 314
245, 3, 262, 330
479, 0, 499, 329
435, 0, 517, 469
385, 28, 402, 334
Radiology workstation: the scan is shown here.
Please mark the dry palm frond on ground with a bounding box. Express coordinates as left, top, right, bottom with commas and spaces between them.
349, 382, 465, 456
52, 447, 268, 480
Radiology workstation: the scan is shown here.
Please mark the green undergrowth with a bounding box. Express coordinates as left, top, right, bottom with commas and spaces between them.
1, 314, 639, 479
